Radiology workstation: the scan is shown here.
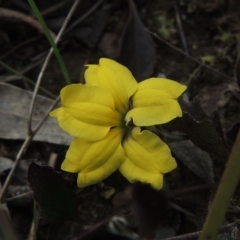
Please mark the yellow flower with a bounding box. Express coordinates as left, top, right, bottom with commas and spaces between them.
50, 58, 187, 190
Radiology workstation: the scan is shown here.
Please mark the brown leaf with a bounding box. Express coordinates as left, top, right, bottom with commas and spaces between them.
164, 97, 229, 161
169, 140, 214, 183
28, 163, 79, 223
0, 83, 72, 145
198, 82, 240, 115
119, 0, 156, 81
131, 182, 168, 238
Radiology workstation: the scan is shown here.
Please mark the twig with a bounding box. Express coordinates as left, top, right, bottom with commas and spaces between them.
172, 0, 189, 55
40, 0, 73, 17
2, 191, 33, 203
0, 97, 59, 202
0, 0, 81, 202
185, 65, 202, 85
169, 202, 198, 219
160, 220, 240, 240
28, 201, 38, 240
27, 0, 81, 134
64, 0, 104, 34
0, 36, 41, 60
48, 152, 58, 168
0, 7, 46, 34
147, 30, 235, 82
0, 60, 56, 98
166, 183, 217, 198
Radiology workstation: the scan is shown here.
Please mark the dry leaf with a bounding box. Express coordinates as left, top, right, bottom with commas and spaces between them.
170, 140, 214, 183
0, 83, 72, 145
0, 157, 14, 173
119, 0, 156, 81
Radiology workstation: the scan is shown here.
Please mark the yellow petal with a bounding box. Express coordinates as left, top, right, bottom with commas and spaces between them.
125, 78, 187, 126
60, 83, 115, 108
119, 127, 176, 190
50, 84, 123, 141
61, 128, 126, 187
138, 78, 187, 98
84, 58, 138, 114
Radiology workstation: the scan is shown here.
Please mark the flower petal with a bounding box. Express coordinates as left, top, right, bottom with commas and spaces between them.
50, 84, 123, 141
119, 127, 176, 190
61, 128, 125, 187
125, 78, 187, 126
85, 58, 138, 114
138, 78, 187, 98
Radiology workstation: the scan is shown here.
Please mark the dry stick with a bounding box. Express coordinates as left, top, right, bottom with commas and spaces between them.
161, 220, 240, 240
28, 201, 38, 240
28, 0, 81, 133
148, 31, 235, 82
172, 0, 189, 55
185, 65, 202, 85
0, 36, 41, 60
0, 0, 81, 202
0, 97, 59, 202
169, 202, 198, 219
0, 7, 46, 34
166, 183, 217, 198
40, 0, 73, 17
64, 0, 104, 34
2, 191, 33, 203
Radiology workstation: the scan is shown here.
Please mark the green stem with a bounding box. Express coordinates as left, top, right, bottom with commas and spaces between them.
27, 0, 71, 85
199, 129, 240, 240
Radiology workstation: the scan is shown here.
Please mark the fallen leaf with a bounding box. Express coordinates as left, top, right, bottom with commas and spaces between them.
169, 140, 214, 183
0, 157, 14, 173
163, 97, 229, 161
198, 82, 240, 115
98, 32, 120, 59
0, 83, 72, 145
28, 162, 79, 223
119, 0, 156, 81
131, 182, 168, 238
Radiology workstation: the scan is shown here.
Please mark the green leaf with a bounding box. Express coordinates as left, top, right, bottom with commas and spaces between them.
27, 0, 71, 85
28, 163, 78, 223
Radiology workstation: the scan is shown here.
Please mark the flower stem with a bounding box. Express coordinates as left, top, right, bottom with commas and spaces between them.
199, 129, 240, 240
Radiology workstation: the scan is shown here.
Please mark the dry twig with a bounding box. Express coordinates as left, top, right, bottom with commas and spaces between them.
161, 220, 240, 240
0, 7, 53, 36
0, 0, 82, 202
172, 0, 189, 55
148, 30, 235, 82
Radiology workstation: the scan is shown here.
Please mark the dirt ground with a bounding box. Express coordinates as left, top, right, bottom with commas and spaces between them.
0, 0, 240, 239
